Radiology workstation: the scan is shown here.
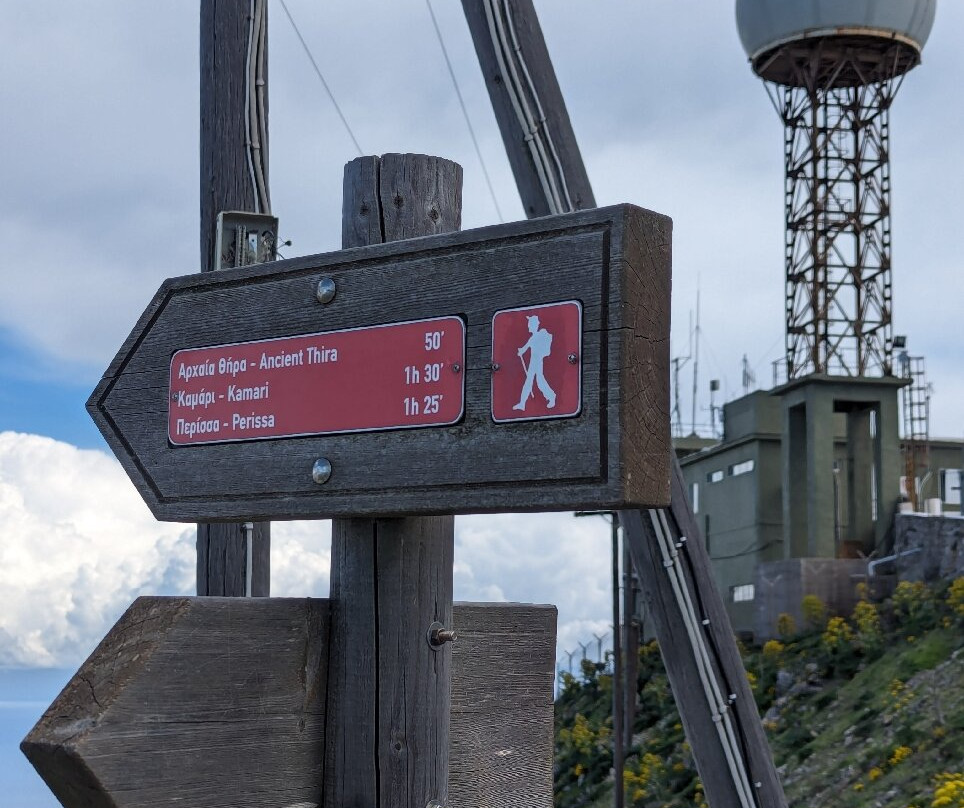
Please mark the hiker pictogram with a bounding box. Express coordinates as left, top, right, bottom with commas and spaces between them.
514, 315, 556, 411
491, 300, 582, 423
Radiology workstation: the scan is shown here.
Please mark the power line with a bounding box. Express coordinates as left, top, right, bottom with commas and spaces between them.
425, 0, 504, 222
752, 332, 784, 372
277, 0, 363, 156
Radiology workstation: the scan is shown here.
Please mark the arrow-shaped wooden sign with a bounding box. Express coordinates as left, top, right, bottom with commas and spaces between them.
22, 597, 556, 808
87, 204, 671, 522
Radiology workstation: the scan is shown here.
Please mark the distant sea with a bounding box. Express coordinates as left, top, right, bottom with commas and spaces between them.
0, 668, 72, 807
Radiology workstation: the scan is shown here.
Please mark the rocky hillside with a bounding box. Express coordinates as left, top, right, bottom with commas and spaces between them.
554, 578, 964, 808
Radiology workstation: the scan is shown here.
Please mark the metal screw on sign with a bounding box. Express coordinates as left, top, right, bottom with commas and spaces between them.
315, 277, 337, 304
451, 363, 461, 373
427, 621, 457, 649
311, 458, 332, 484
568, 353, 578, 364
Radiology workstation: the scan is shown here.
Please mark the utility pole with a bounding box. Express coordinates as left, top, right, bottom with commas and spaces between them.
610, 517, 624, 808
622, 537, 639, 751
197, 0, 271, 596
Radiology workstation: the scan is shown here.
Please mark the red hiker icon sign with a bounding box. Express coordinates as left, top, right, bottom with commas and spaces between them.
491, 300, 582, 422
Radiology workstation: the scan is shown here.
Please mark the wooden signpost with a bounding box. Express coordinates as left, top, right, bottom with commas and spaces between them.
25, 145, 672, 808
86, 201, 671, 522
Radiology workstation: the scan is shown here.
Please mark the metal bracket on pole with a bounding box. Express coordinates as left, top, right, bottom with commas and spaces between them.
214, 210, 279, 269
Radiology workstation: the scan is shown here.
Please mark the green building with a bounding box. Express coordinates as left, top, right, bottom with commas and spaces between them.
678, 376, 962, 638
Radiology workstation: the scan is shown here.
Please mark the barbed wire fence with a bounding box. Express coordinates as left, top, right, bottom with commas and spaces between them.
555, 629, 615, 697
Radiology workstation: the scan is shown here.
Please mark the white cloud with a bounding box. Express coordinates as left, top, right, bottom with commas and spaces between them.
271, 520, 332, 598
0, 433, 615, 671
0, 432, 193, 667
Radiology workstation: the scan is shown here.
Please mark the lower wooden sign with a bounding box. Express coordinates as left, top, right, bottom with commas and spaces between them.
22, 597, 556, 808
88, 204, 671, 521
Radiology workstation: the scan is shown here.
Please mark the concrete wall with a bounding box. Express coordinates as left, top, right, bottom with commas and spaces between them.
754, 558, 868, 641
892, 513, 964, 582
722, 390, 783, 441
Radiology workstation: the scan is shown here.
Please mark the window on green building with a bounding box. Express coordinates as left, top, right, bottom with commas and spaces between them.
728, 459, 754, 477
731, 584, 755, 603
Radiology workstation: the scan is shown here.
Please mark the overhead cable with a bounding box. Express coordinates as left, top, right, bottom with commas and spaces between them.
426, 0, 504, 222
481, 0, 562, 214
278, 0, 363, 156
500, 0, 573, 211
245, 0, 270, 213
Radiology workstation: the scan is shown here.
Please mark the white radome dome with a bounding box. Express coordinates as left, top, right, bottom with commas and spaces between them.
736, 0, 937, 85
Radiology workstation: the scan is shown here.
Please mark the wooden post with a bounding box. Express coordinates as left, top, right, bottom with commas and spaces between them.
461, 0, 595, 216
622, 538, 639, 751
197, 0, 270, 596
611, 517, 624, 808
618, 464, 787, 807
324, 154, 460, 808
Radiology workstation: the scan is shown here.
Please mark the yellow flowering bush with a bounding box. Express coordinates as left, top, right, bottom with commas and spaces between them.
776, 612, 797, 639
932, 772, 964, 808
869, 766, 883, 781
892, 580, 935, 631
947, 578, 964, 620
853, 599, 882, 649
624, 752, 665, 803
889, 745, 913, 766
558, 713, 608, 756
888, 679, 912, 711
762, 639, 785, 661
821, 616, 855, 652
802, 594, 828, 630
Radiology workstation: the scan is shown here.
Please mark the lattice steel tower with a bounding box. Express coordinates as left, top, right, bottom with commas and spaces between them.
736, 1, 937, 379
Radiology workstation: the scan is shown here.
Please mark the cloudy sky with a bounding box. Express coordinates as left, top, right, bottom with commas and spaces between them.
1, 1, 961, 802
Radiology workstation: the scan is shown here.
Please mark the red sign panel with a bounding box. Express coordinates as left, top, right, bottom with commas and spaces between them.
491, 301, 582, 423
169, 316, 465, 445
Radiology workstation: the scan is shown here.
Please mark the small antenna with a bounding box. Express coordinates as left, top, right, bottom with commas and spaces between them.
691, 283, 701, 435
709, 379, 721, 438
670, 311, 692, 437
741, 353, 756, 396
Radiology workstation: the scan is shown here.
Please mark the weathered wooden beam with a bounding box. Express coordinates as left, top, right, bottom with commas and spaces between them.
449, 602, 556, 806
619, 460, 787, 807
21, 597, 557, 808
463, 3, 788, 804
324, 154, 461, 808
461, 0, 596, 216
198, 0, 269, 596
